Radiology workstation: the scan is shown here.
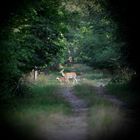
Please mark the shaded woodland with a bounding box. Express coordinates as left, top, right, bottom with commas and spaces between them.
0, 0, 139, 140
0, 0, 139, 95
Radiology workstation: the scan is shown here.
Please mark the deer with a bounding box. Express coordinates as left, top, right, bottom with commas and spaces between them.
56, 76, 68, 84
60, 69, 78, 84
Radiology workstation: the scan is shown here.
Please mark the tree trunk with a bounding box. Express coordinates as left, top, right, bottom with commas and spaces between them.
34, 69, 37, 80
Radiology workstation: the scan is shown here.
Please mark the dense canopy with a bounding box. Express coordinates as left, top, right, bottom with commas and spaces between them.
0, 0, 138, 96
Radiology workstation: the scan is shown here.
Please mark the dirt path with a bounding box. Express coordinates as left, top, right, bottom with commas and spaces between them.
36, 82, 128, 140
61, 86, 88, 112
36, 85, 89, 140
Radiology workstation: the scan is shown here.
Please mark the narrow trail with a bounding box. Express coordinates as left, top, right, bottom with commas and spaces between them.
61, 86, 88, 112
54, 85, 89, 140
38, 84, 128, 140
37, 85, 90, 140
37, 83, 129, 140
36, 78, 129, 140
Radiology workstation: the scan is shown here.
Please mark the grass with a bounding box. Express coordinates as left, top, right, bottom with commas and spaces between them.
73, 82, 130, 139
0, 72, 71, 139
73, 82, 131, 140
72, 64, 140, 139
106, 82, 140, 109
88, 105, 129, 140
70, 64, 133, 139
106, 83, 130, 101
1, 64, 135, 139
74, 83, 112, 106
64, 63, 93, 73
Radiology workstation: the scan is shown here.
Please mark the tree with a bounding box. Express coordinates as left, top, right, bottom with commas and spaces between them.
0, 0, 65, 96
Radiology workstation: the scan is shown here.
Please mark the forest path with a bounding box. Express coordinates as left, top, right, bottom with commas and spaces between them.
34, 64, 129, 140
37, 85, 89, 140
61, 85, 89, 112
36, 81, 128, 140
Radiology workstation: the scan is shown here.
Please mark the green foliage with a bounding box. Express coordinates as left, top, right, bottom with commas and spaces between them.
0, 0, 65, 96
50, 0, 125, 72
106, 83, 131, 102
0, 0, 128, 97
0, 73, 71, 134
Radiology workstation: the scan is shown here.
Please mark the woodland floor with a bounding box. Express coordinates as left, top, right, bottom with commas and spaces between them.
0, 64, 139, 140
36, 82, 130, 140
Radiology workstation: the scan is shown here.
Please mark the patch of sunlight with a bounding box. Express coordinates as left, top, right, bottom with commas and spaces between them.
34, 73, 59, 86
64, 64, 93, 73
81, 78, 111, 87
13, 28, 20, 33
92, 78, 111, 87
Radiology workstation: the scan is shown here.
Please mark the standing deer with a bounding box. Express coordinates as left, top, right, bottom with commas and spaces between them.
60, 69, 78, 84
